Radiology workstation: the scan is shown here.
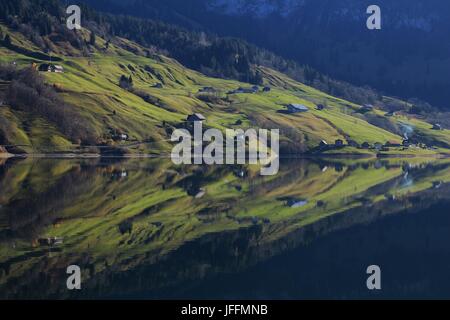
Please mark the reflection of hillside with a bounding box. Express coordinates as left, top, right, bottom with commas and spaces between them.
0, 158, 449, 298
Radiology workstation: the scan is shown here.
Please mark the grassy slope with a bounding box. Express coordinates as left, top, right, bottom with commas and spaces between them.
3, 25, 446, 155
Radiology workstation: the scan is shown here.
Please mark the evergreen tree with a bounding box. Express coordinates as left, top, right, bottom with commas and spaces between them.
4, 34, 11, 47
89, 31, 96, 46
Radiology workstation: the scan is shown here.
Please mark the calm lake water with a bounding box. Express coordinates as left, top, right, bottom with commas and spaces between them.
1, 157, 450, 299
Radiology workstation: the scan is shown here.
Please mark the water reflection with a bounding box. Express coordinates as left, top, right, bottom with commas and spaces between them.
0, 157, 450, 299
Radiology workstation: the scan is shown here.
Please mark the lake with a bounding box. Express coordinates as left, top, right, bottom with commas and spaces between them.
1, 157, 450, 299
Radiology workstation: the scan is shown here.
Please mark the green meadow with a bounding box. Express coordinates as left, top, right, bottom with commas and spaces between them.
1, 24, 449, 156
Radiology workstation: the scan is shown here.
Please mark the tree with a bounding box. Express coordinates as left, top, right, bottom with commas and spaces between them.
4, 34, 11, 47
89, 31, 96, 46
119, 75, 133, 90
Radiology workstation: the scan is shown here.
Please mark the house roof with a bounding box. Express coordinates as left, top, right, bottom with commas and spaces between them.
287, 104, 309, 111
189, 113, 206, 120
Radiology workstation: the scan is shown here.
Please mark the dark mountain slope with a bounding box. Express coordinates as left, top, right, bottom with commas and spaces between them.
81, 0, 450, 110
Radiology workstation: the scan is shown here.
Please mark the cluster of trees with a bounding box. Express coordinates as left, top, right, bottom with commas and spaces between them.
119, 75, 133, 90
0, 64, 97, 144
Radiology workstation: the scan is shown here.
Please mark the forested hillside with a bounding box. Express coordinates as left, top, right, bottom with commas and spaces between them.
81, 0, 450, 112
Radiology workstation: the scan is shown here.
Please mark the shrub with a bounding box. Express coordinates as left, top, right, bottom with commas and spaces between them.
3, 66, 97, 144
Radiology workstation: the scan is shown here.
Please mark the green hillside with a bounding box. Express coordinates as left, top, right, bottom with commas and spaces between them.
1, 24, 448, 157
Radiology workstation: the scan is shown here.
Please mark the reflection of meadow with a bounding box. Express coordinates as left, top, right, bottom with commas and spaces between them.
0, 157, 450, 298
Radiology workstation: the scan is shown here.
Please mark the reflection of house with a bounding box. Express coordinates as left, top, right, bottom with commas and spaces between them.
112, 170, 128, 179
433, 181, 443, 189
195, 188, 206, 199
38, 237, 64, 247
113, 133, 128, 141
38, 64, 64, 73
199, 86, 216, 93
348, 140, 359, 147
286, 103, 309, 113
187, 113, 206, 122
316, 104, 325, 110
319, 140, 328, 147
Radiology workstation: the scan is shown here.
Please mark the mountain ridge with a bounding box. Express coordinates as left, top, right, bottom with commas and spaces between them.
81, 0, 450, 111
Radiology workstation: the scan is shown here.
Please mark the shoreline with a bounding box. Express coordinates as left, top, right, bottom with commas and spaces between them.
2, 152, 449, 160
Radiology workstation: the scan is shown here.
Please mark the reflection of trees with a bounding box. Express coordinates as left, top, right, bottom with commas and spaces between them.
0, 166, 101, 241
0, 158, 450, 298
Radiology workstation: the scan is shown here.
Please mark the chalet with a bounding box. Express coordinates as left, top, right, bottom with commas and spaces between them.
374, 142, 383, 150
263, 86, 271, 92
316, 104, 325, 111
361, 142, 371, 149
187, 113, 206, 122
319, 140, 328, 147
335, 139, 344, 147
285, 198, 308, 208
54, 65, 64, 73
402, 139, 410, 147
286, 103, 309, 113
432, 123, 442, 131
152, 83, 163, 88
229, 86, 257, 94
385, 141, 402, 147
360, 104, 374, 112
